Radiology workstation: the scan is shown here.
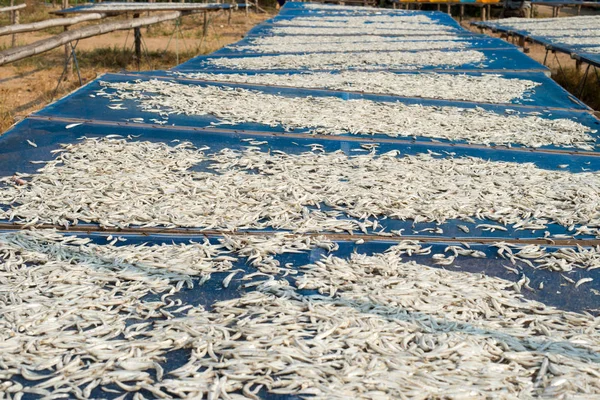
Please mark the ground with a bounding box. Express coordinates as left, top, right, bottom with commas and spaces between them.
0, 6, 274, 133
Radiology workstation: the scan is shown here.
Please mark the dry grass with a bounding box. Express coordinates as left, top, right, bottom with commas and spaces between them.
0, 6, 273, 134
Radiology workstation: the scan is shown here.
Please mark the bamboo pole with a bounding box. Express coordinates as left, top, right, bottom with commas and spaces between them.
0, 11, 185, 66
0, 13, 107, 36
10, 0, 16, 47
0, 3, 25, 13
62, 0, 72, 77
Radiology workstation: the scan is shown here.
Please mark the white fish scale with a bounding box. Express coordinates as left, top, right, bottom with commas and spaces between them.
98, 80, 591, 148
204, 50, 486, 70
2, 138, 600, 235
229, 40, 469, 54
174, 71, 541, 104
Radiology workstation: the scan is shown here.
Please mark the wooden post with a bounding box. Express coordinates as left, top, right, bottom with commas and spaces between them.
245, 0, 248, 16
460, 4, 464, 22
228, 5, 232, 25
203, 11, 208, 37
10, 0, 18, 48
529, 4, 533, 18
437, 3, 440, 11
481, 5, 486, 21
577, 4, 581, 15
62, 0, 72, 77
446, 3, 451, 15
133, 13, 141, 70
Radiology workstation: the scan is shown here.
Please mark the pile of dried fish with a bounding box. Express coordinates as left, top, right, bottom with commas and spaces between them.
97, 79, 592, 148
494, 242, 600, 273
273, 14, 437, 25
301, 3, 401, 11
230, 39, 468, 54
273, 20, 445, 29
0, 230, 227, 398
2, 138, 600, 235
147, 246, 600, 398
268, 25, 459, 36
3, 230, 599, 399
174, 71, 541, 104
247, 34, 463, 45
204, 50, 486, 70
0, 229, 338, 398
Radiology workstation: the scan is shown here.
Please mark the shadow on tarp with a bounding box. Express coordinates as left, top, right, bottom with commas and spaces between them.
2, 229, 598, 399
1, 118, 600, 242
31, 73, 599, 154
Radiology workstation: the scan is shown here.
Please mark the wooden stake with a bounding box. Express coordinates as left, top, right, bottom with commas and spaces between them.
62, 0, 72, 77
133, 13, 141, 70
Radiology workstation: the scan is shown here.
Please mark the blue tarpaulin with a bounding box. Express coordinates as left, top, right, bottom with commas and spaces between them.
140, 68, 587, 109
2, 117, 600, 241
31, 73, 599, 152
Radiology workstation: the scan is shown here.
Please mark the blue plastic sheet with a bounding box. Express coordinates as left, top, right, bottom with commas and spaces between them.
128, 69, 590, 110
33, 73, 599, 152
173, 48, 549, 73
3, 229, 594, 316
2, 117, 600, 241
